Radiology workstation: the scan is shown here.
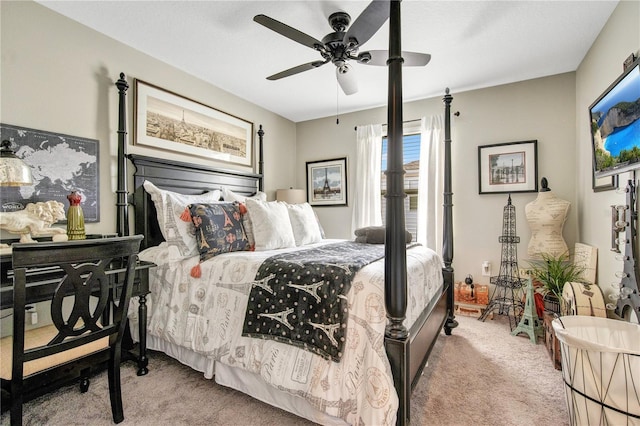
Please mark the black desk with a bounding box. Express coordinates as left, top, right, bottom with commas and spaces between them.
0, 251, 154, 376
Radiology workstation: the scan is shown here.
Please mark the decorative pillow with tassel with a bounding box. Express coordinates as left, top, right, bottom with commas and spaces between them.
184, 202, 250, 278
143, 180, 222, 259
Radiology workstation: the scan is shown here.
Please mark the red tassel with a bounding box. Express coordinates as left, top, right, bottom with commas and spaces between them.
180, 207, 192, 222
190, 263, 202, 278
238, 203, 247, 215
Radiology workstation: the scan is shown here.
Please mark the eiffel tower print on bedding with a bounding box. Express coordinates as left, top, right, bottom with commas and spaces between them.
242, 241, 386, 361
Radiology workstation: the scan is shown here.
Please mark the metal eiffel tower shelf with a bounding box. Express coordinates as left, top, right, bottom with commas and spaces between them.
480, 195, 524, 328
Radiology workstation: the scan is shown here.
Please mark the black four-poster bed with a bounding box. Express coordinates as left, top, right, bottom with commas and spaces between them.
115, 2, 456, 424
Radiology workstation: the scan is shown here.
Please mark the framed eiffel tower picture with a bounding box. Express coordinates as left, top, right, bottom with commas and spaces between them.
306, 157, 348, 206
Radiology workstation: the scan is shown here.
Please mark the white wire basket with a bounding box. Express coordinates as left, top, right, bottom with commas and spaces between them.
552, 315, 640, 425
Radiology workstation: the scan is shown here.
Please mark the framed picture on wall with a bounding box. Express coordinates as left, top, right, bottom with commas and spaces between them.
134, 79, 254, 167
306, 157, 348, 206
0, 123, 100, 222
592, 174, 618, 192
478, 140, 538, 194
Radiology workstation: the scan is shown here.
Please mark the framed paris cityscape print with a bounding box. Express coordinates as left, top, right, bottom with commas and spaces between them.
134, 79, 253, 167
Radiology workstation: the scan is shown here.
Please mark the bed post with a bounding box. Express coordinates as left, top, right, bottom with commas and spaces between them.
384, 0, 407, 339
383, 1, 410, 425
443, 89, 457, 334
116, 72, 129, 237
257, 124, 264, 192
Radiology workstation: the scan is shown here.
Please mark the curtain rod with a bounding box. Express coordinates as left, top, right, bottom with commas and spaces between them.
352, 113, 459, 131
353, 118, 422, 131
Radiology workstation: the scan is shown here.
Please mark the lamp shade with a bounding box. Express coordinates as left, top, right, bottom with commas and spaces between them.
0, 140, 32, 186
276, 188, 305, 204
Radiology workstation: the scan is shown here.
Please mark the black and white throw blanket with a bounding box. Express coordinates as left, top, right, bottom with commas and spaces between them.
242, 241, 385, 362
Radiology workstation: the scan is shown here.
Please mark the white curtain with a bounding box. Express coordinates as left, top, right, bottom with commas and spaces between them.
351, 124, 383, 236
417, 115, 444, 252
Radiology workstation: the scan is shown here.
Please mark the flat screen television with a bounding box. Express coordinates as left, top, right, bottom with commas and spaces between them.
590, 57, 640, 178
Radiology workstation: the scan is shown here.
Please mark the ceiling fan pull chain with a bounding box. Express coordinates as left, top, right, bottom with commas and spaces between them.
336, 81, 340, 125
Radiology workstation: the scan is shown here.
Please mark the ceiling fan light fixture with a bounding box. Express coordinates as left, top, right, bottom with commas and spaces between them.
357, 52, 372, 64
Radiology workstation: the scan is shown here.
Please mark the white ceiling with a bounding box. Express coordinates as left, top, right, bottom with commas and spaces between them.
37, 1, 618, 123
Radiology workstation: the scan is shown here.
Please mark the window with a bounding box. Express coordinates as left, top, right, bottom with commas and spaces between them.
381, 132, 421, 241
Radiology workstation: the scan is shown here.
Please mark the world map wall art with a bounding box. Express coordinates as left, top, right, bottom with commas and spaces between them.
0, 123, 99, 222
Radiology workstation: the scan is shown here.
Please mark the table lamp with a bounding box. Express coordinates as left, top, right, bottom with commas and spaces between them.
0, 139, 34, 251
276, 188, 305, 204
0, 140, 68, 248
0, 139, 32, 186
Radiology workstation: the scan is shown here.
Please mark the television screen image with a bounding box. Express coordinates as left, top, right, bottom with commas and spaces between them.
590, 58, 640, 178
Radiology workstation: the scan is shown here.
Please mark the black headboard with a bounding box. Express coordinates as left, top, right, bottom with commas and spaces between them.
128, 154, 262, 250
115, 72, 264, 251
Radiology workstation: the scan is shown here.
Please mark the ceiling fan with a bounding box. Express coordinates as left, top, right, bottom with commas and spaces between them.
254, 0, 431, 95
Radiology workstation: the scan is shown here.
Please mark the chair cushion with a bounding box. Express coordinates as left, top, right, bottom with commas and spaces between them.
0, 324, 108, 379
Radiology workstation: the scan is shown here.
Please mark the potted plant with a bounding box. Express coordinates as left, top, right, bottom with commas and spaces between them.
527, 252, 587, 314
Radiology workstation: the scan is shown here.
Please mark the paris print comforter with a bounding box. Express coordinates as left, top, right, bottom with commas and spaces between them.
134, 239, 443, 425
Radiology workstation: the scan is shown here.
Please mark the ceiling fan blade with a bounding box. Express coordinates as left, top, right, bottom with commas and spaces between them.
402, 52, 432, 67
254, 14, 323, 50
267, 61, 328, 81
344, 0, 390, 47
336, 66, 358, 95
360, 50, 431, 67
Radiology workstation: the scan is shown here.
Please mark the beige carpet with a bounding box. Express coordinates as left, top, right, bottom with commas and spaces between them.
1, 314, 569, 426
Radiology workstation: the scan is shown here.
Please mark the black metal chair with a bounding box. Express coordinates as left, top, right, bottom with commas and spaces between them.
6, 235, 143, 425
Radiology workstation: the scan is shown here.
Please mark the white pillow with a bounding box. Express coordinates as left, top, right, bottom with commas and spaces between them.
286, 203, 322, 246
313, 209, 326, 238
244, 199, 295, 250
143, 180, 221, 258
221, 187, 267, 203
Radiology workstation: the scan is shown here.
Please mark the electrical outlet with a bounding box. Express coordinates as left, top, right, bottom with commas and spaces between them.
482, 261, 491, 276
25, 305, 38, 325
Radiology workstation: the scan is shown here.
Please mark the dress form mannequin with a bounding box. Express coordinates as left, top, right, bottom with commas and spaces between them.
525, 178, 570, 258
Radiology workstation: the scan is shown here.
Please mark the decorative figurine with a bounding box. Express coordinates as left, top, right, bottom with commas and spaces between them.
0, 200, 68, 243
66, 191, 86, 240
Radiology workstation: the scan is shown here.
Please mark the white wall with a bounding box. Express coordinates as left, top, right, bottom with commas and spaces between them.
576, 0, 640, 308
0, 1, 298, 238
297, 73, 577, 285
